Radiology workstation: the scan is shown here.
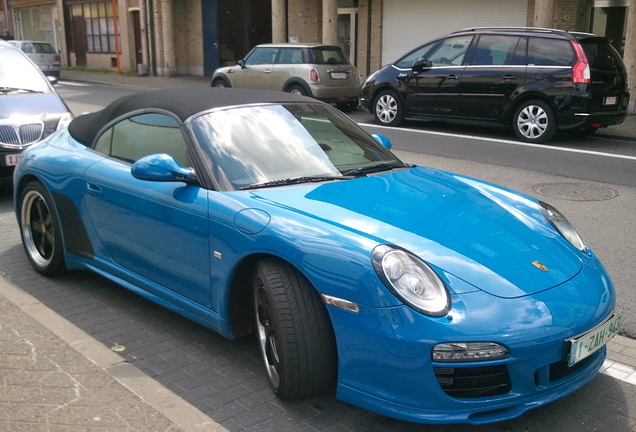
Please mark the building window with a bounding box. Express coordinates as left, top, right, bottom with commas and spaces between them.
67, 1, 119, 53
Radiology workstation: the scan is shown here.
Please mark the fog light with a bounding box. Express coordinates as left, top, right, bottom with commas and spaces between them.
432, 342, 510, 362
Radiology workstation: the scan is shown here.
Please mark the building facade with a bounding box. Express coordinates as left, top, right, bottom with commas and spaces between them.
2, 0, 634, 112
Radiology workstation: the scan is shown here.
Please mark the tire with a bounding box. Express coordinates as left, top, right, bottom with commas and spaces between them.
19, 181, 66, 276
373, 90, 404, 126
513, 100, 556, 143
253, 258, 337, 400
286, 84, 306, 96
212, 77, 231, 88
336, 101, 358, 113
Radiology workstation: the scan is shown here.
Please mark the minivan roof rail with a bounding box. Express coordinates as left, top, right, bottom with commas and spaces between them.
455, 27, 575, 37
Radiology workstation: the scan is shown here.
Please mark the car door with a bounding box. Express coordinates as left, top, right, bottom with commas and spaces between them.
82, 113, 212, 307
402, 35, 473, 117
270, 47, 304, 90
457, 35, 527, 120
231, 46, 278, 90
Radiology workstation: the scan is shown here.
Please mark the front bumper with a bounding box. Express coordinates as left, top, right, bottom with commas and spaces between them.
328, 260, 615, 424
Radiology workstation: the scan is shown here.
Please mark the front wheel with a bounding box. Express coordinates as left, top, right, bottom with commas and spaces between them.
253, 258, 337, 400
19, 181, 66, 276
512, 100, 556, 143
373, 90, 404, 126
211, 77, 231, 88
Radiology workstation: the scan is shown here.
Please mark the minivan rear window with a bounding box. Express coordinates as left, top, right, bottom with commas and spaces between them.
528, 38, 575, 66
580, 39, 624, 71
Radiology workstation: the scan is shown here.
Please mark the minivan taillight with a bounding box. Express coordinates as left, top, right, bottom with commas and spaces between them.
54, 55, 61, 62
570, 41, 591, 84
310, 68, 320, 82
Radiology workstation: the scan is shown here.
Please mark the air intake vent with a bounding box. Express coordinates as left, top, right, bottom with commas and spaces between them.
434, 365, 512, 398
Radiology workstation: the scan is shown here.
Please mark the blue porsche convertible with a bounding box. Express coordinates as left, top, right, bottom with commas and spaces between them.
13, 87, 619, 424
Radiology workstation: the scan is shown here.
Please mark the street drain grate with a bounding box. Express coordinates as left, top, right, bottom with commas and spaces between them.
534, 183, 618, 201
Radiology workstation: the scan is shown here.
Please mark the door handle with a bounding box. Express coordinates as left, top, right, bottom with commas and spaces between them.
502, 75, 516, 80
86, 183, 103, 197
263, 69, 272, 73
447, 75, 459, 80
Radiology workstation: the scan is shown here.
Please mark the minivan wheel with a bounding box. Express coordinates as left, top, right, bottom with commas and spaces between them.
373, 90, 404, 126
513, 100, 556, 143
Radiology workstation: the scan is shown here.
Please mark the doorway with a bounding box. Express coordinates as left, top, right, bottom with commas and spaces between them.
590, 0, 628, 55
338, 8, 358, 65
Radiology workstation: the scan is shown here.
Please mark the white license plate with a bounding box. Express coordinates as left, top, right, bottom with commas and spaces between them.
604, 96, 617, 106
5, 154, 21, 167
330, 72, 348, 80
567, 312, 621, 366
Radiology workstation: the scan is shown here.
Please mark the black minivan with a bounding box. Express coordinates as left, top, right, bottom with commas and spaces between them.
360, 27, 630, 143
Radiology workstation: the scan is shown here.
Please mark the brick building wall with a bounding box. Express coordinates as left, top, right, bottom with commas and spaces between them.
287, 0, 321, 43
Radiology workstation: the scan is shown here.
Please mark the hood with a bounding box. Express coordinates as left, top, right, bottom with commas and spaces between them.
0, 92, 68, 119
251, 167, 583, 299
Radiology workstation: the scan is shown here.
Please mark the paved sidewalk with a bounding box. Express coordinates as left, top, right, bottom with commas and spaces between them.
0, 275, 227, 431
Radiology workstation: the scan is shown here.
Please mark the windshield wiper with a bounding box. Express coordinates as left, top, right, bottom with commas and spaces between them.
241, 175, 352, 190
0, 87, 42, 94
341, 163, 404, 177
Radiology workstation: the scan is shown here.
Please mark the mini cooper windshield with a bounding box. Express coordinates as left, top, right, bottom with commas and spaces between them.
191, 103, 407, 191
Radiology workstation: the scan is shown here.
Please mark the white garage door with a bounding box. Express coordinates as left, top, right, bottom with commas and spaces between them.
382, 0, 528, 65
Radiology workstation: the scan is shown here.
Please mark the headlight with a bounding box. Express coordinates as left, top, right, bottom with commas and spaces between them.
56, 112, 74, 131
372, 245, 450, 316
539, 202, 587, 253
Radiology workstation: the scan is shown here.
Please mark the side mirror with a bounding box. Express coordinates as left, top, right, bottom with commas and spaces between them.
238, 59, 246, 69
371, 133, 392, 150
132, 154, 197, 183
412, 57, 432, 74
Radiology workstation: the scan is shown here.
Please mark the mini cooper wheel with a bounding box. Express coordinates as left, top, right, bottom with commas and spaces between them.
19, 182, 66, 275
253, 258, 336, 400
286, 85, 307, 96
373, 90, 404, 126
513, 100, 556, 143
212, 77, 231, 88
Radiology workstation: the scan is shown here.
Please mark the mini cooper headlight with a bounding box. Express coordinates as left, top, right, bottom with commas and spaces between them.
372, 245, 450, 316
539, 202, 587, 253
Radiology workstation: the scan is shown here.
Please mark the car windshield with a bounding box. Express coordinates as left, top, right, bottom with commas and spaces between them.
0, 47, 51, 93
190, 103, 406, 191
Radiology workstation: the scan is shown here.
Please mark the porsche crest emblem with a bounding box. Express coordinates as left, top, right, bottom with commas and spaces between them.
532, 261, 548, 272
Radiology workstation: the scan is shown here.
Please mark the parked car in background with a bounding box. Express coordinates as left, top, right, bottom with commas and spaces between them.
14, 87, 618, 425
9, 40, 62, 79
360, 27, 630, 143
0, 40, 72, 182
211, 43, 361, 111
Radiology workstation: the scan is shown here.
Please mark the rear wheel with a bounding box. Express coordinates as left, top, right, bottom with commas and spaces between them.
19, 181, 66, 276
373, 90, 404, 126
287, 85, 306, 96
513, 100, 556, 143
253, 258, 337, 400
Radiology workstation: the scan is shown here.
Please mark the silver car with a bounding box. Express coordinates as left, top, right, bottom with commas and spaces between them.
9, 40, 62, 79
211, 43, 361, 111
0, 40, 72, 182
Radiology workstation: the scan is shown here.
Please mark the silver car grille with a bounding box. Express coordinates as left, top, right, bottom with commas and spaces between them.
0, 122, 44, 148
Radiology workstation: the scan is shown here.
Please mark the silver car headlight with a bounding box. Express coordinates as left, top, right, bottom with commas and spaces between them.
539, 202, 587, 253
372, 245, 450, 316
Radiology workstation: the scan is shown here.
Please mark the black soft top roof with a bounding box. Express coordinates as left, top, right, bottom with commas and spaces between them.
68, 87, 316, 146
